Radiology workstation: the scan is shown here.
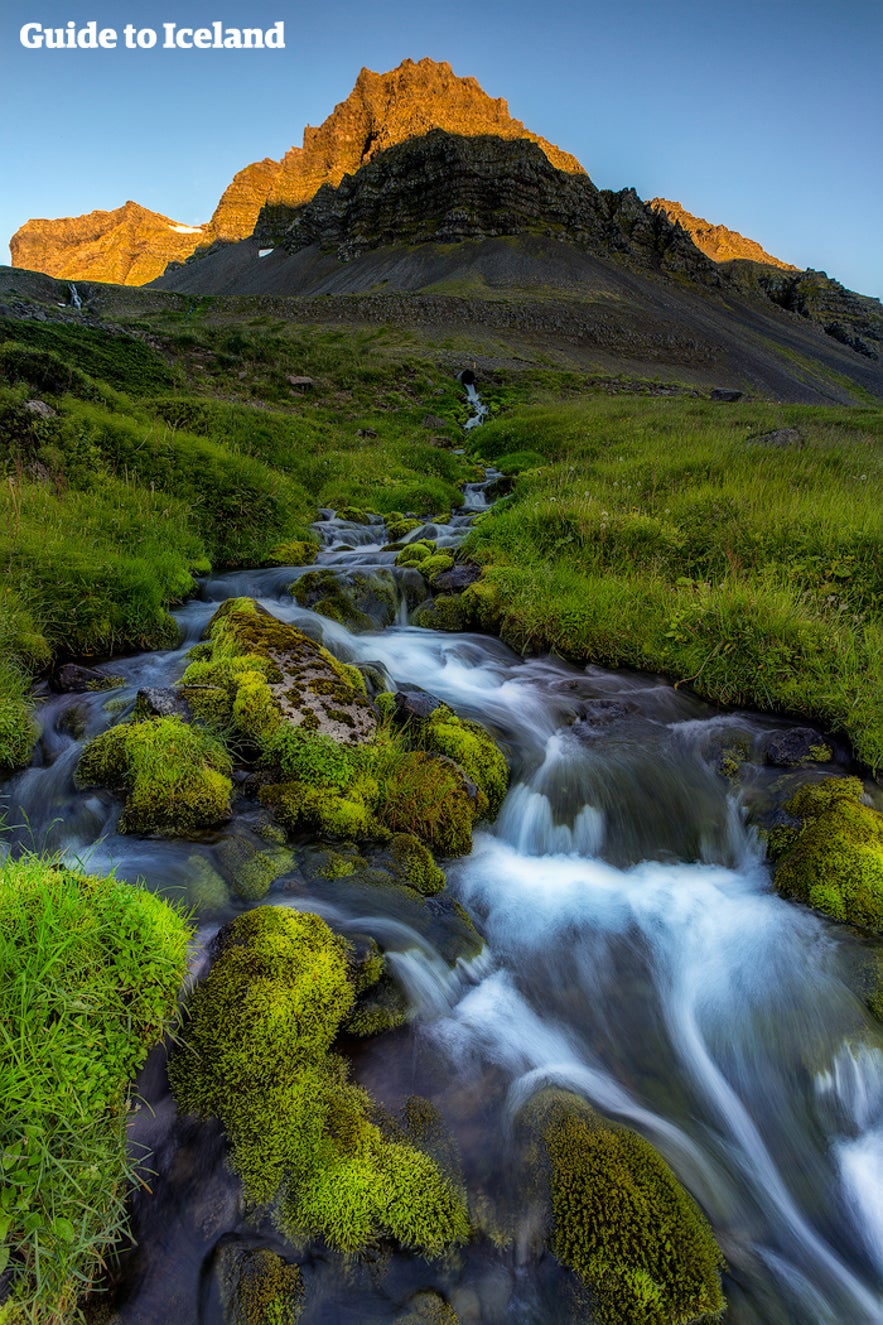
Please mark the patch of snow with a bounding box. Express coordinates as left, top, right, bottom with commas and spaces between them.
258, 248, 274, 258
169, 225, 204, 234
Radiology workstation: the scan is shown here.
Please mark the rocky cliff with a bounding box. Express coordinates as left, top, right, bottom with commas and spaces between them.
10, 58, 583, 284
276, 130, 715, 283
10, 201, 204, 287
650, 198, 797, 270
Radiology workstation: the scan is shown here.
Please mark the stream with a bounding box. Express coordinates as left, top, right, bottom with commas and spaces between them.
2, 471, 883, 1324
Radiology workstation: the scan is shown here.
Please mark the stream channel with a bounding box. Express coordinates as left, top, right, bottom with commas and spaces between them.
2, 470, 883, 1324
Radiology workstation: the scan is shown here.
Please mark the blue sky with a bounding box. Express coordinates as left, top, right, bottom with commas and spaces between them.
2, 0, 881, 297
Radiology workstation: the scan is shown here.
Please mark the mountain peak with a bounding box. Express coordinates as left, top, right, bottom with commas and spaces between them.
650, 198, 798, 271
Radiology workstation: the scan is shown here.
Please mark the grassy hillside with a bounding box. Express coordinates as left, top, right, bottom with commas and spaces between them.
464, 396, 883, 766
2, 283, 883, 772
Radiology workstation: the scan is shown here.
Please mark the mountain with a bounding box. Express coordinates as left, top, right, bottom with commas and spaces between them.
9, 201, 204, 287
650, 199, 797, 270
9, 58, 583, 285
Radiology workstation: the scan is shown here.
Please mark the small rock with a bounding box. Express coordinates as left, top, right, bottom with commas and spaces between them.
710, 388, 743, 402
747, 428, 802, 448
393, 689, 443, 721
24, 399, 56, 417
356, 426, 378, 438
134, 687, 193, 721
53, 663, 107, 693
422, 414, 450, 430
287, 374, 314, 389
431, 563, 482, 595
764, 727, 831, 767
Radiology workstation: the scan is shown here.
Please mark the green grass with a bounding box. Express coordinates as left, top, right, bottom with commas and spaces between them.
465, 396, 883, 766
0, 855, 190, 1323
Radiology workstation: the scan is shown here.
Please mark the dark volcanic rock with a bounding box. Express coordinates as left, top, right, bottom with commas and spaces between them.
393, 689, 443, 721
710, 387, 743, 401
277, 131, 717, 282
431, 563, 482, 595
53, 664, 108, 693
764, 727, 831, 767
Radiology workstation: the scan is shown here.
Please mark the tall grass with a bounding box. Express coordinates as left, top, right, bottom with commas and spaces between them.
467, 397, 883, 766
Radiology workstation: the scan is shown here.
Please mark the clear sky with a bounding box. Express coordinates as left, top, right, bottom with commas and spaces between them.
2, 0, 881, 298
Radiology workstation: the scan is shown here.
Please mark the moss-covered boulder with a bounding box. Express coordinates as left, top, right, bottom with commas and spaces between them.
380, 694, 509, 819
216, 1244, 304, 1325
525, 1091, 725, 1325
292, 567, 399, 630
168, 907, 469, 1256
261, 539, 317, 569
395, 540, 435, 568
180, 597, 375, 748
769, 777, 883, 929
76, 715, 233, 835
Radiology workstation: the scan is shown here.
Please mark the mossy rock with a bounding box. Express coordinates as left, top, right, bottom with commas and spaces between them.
525, 1091, 725, 1325
182, 598, 376, 749
76, 716, 233, 835
387, 833, 446, 895
386, 516, 424, 541
169, 907, 469, 1256
291, 568, 374, 631
412, 595, 471, 633
261, 539, 317, 568
186, 855, 230, 915
393, 1290, 460, 1325
345, 972, 410, 1037
393, 700, 509, 820
217, 1244, 304, 1325
217, 837, 296, 901
395, 540, 435, 568
771, 777, 883, 930
419, 554, 456, 584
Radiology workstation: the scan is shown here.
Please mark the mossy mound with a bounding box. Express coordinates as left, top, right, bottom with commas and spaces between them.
412, 595, 471, 633
388, 833, 446, 895
261, 539, 317, 568
181, 597, 375, 747
385, 515, 424, 541
393, 1290, 460, 1325
380, 694, 509, 819
216, 836, 296, 901
76, 715, 233, 835
217, 1245, 304, 1325
527, 1091, 725, 1325
419, 554, 456, 584
395, 540, 435, 568
292, 567, 399, 630
168, 907, 469, 1256
770, 777, 883, 929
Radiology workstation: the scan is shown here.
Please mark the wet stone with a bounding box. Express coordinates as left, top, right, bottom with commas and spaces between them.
764, 727, 831, 767
134, 687, 193, 721
394, 689, 444, 721
431, 563, 482, 595
53, 663, 108, 693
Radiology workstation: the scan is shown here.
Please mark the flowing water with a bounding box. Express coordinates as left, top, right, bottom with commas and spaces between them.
2, 473, 882, 1323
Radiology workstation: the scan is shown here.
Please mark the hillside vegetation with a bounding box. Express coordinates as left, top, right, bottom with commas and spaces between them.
1, 293, 883, 770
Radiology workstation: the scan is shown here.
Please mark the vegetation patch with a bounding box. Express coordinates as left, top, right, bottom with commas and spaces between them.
168, 907, 469, 1256
466, 397, 883, 767
76, 715, 233, 835
0, 854, 189, 1323
769, 777, 883, 929
525, 1090, 725, 1325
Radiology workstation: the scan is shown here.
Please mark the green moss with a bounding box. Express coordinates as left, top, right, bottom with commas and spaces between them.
404, 702, 509, 819
393, 1290, 460, 1325
76, 716, 233, 835
219, 1245, 304, 1325
0, 855, 190, 1322
168, 907, 468, 1256
186, 855, 230, 915
217, 838, 296, 901
389, 833, 446, 895
291, 569, 374, 631
0, 662, 38, 770
372, 748, 479, 857
344, 972, 409, 1037
772, 778, 883, 929
413, 595, 471, 632
386, 516, 424, 541
419, 554, 456, 584
395, 540, 435, 567
528, 1092, 725, 1325
262, 539, 317, 568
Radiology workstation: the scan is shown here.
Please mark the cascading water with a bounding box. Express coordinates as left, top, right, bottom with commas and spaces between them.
2, 471, 882, 1324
